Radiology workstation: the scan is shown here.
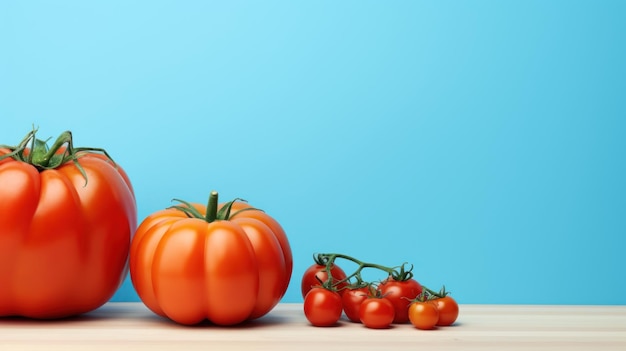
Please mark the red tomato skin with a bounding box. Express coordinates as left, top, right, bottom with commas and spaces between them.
359, 298, 395, 329
129, 202, 291, 325
342, 286, 369, 322
0, 151, 136, 318
301, 264, 348, 298
432, 296, 460, 326
408, 301, 439, 330
303, 288, 343, 327
379, 278, 423, 323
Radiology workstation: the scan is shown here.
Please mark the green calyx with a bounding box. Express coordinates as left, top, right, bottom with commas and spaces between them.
0, 127, 116, 185
170, 191, 262, 223
423, 285, 451, 299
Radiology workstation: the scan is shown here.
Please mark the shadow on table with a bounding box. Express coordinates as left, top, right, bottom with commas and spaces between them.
142, 312, 291, 330
0, 303, 139, 325
0, 314, 112, 325
0, 304, 290, 329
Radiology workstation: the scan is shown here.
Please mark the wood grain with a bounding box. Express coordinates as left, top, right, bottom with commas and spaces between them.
1, 303, 625, 350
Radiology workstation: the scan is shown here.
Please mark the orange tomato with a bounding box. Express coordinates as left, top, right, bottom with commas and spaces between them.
408, 301, 439, 330
130, 191, 292, 325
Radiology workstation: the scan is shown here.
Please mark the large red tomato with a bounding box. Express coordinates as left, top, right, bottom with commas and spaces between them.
0, 130, 137, 318
129, 191, 292, 326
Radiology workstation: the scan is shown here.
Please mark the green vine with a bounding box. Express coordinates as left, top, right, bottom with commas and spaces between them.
314, 253, 415, 291
310, 252, 448, 298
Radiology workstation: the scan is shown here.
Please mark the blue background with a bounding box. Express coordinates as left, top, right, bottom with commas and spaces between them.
1, 1, 625, 305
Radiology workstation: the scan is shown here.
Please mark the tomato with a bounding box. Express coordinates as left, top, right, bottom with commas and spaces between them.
301, 263, 348, 298
408, 301, 439, 330
431, 296, 459, 326
359, 297, 395, 329
229, 200, 293, 299
0, 130, 136, 318
341, 286, 369, 322
231, 201, 293, 302
379, 277, 423, 323
129, 191, 291, 325
303, 287, 342, 327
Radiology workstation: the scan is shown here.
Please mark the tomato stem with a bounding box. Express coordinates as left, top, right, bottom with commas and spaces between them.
422, 285, 450, 298
0, 127, 116, 186
206, 191, 219, 222
170, 191, 263, 223
315, 253, 415, 289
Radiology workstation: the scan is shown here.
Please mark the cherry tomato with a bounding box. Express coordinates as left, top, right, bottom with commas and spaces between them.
341, 286, 369, 322
431, 296, 459, 326
301, 263, 348, 298
408, 301, 439, 330
379, 277, 422, 323
359, 297, 395, 329
303, 287, 342, 327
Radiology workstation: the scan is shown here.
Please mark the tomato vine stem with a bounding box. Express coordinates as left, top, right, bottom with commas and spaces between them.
206, 191, 219, 222
315, 253, 415, 290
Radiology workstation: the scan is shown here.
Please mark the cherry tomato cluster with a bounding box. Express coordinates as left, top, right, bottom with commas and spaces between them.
301, 253, 459, 330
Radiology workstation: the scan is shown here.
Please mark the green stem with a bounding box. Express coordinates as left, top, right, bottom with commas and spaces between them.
0, 128, 117, 186
170, 192, 262, 223
330, 253, 396, 275
27, 131, 74, 168
422, 285, 448, 298
206, 191, 219, 223
316, 253, 414, 289
26, 130, 37, 164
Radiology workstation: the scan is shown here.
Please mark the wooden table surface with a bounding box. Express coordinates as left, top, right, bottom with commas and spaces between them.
1, 303, 625, 350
